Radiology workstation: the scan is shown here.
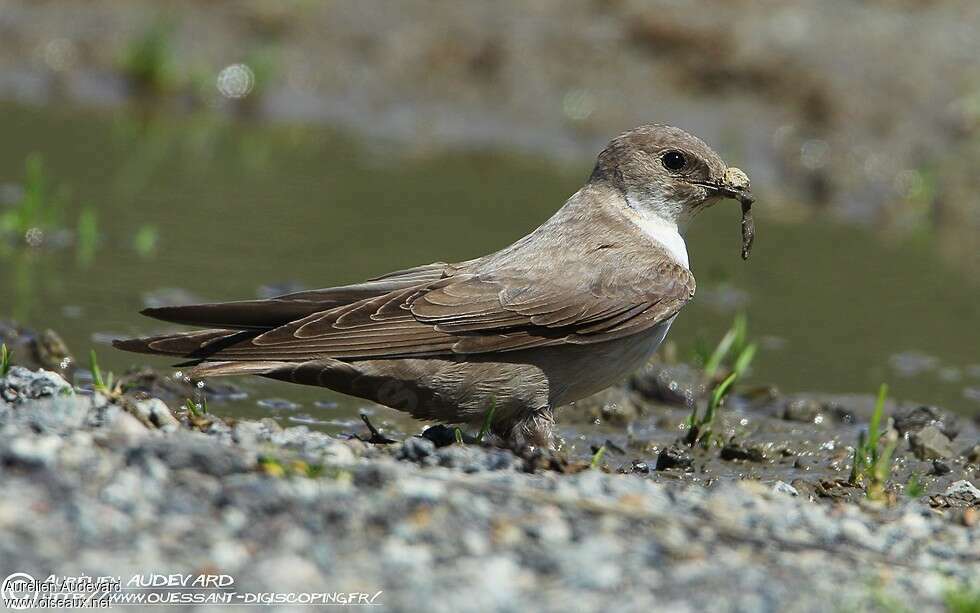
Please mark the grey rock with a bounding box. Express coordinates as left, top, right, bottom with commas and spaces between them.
781, 398, 824, 423
772, 481, 799, 496
396, 437, 436, 462
1, 433, 62, 467
133, 398, 179, 429
1, 366, 73, 403
720, 441, 766, 462
655, 444, 693, 471
931, 460, 952, 476
909, 426, 954, 460
130, 434, 254, 477
894, 405, 959, 440
943, 480, 980, 504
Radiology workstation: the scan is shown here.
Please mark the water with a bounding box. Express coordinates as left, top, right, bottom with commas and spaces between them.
1, 103, 977, 433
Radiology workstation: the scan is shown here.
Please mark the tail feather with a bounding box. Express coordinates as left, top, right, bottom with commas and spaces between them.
186, 360, 288, 378
141, 300, 334, 330
112, 329, 261, 360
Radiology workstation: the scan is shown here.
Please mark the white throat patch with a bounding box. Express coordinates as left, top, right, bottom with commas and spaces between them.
624, 194, 690, 268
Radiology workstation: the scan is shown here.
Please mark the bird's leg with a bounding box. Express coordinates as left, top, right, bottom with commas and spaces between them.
501, 407, 557, 451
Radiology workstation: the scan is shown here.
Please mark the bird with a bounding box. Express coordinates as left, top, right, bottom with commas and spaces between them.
114, 124, 754, 449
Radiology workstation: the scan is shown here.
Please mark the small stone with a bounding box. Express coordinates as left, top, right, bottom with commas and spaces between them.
106, 410, 150, 440
839, 518, 883, 552
1, 366, 73, 402
782, 398, 823, 423
930, 460, 952, 476
720, 441, 766, 462
655, 444, 692, 471
420, 424, 457, 448
909, 425, 954, 460
944, 480, 980, 504
2, 434, 62, 467
894, 405, 959, 440
133, 398, 179, 428
619, 459, 650, 474
396, 437, 436, 462
772, 481, 799, 496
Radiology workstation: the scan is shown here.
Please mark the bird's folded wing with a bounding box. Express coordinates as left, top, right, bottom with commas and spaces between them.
139, 262, 460, 329
198, 260, 695, 361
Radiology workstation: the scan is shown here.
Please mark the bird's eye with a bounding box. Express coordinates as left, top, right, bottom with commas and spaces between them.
661, 150, 687, 171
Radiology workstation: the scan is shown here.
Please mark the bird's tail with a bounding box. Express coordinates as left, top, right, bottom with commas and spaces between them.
112, 329, 261, 363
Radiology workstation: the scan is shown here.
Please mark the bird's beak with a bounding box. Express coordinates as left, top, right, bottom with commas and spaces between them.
693, 167, 754, 206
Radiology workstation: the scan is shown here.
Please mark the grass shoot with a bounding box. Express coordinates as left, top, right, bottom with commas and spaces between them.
89, 349, 116, 396
685, 314, 757, 447
703, 313, 752, 380
476, 400, 497, 443
590, 444, 607, 469
1, 343, 11, 376
848, 383, 897, 500
686, 371, 737, 446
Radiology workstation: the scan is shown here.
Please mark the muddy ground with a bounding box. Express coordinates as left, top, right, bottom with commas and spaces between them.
4, 320, 978, 512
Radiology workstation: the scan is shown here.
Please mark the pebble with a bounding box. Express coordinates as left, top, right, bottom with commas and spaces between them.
656, 443, 693, 471
909, 425, 954, 460
944, 480, 980, 503
396, 437, 436, 462
772, 481, 799, 496
133, 398, 179, 429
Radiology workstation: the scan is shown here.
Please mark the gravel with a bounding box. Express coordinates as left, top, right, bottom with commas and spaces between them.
1, 367, 978, 612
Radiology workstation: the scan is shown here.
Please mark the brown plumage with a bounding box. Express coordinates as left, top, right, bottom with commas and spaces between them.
114, 124, 753, 448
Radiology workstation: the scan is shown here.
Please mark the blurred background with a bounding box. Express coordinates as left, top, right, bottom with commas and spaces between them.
0, 0, 977, 429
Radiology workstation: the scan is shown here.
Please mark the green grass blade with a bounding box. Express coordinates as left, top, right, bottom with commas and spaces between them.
732, 343, 757, 379
867, 383, 888, 464
476, 401, 496, 443
1, 343, 10, 376
89, 349, 106, 393
705, 372, 737, 423
702, 327, 736, 379
590, 445, 607, 469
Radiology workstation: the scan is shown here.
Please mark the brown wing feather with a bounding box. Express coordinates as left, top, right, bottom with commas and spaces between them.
140, 262, 457, 329
185, 257, 694, 362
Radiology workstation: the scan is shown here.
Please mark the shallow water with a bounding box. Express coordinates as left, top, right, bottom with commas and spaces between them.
1, 103, 978, 433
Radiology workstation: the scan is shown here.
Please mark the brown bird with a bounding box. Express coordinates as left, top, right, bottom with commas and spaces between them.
114, 124, 754, 448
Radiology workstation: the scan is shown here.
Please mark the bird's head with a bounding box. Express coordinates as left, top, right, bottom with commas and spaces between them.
589, 124, 753, 230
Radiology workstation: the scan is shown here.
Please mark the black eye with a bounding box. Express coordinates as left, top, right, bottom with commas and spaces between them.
661, 150, 687, 171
